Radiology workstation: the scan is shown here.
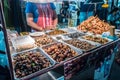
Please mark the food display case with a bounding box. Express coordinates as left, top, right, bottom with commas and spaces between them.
1, 0, 120, 80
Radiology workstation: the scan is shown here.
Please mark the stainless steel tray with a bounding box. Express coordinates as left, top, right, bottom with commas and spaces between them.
62, 38, 101, 52
51, 35, 72, 41
82, 35, 113, 45
29, 32, 45, 37
12, 48, 55, 80
41, 42, 82, 63
78, 38, 101, 47
59, 41, 83, 54
60, 28, 78, 33
32, 34, 57, 47
45, 29, 68, 36
63, 31, 86, 39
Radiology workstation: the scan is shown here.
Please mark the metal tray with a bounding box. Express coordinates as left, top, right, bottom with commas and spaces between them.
63, 31, 86, 39
51, 35, 72, 41
32, 34, 57, 47
29, 32, 45, 37
12, 48, 55, 80
82, 35, 113, 45
41, 42, 82, 63
46, 29, 68, 36
59, 41, 83, 54
60, 27, 78, 33
77, 38, 101, 46
62, 38, 101, 52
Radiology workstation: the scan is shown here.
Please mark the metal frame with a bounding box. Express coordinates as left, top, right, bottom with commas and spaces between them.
0, 0, 14, 80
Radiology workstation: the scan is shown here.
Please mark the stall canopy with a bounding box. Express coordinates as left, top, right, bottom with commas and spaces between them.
22, 0, 55, 3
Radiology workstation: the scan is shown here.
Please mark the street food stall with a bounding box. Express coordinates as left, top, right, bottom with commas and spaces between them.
0, 0, 120, 80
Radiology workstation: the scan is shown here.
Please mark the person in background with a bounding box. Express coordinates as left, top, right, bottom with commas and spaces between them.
68, 1, 79, 27
25, 2, 58, 32
60, 1, 69, 23
79, 2, 94, 23
107, 7, 120, 29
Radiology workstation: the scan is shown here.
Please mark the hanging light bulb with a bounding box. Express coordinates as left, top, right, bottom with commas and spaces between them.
102, 0, 109, 8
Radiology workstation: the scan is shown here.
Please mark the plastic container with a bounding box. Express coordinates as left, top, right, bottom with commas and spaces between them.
11, 35, 36, 52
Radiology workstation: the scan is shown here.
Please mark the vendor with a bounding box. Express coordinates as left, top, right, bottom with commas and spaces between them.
25, 2, 58, 32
